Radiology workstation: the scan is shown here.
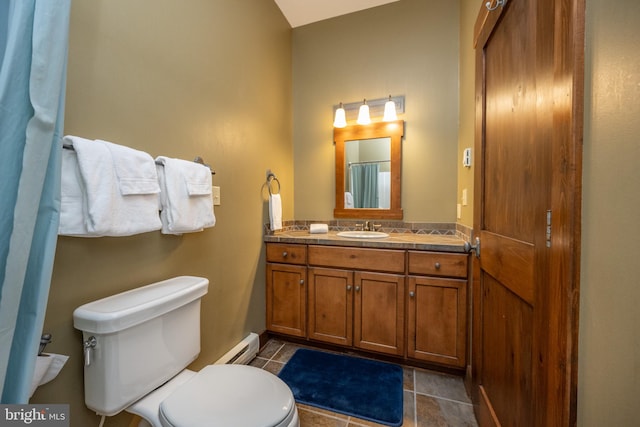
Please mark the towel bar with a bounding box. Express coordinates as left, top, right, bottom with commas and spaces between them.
193, 156, 215, 175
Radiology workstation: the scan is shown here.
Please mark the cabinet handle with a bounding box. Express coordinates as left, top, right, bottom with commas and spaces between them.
409, 291, 415, 298
282, 251, 288, 258
355, 286, 360, 292
435, 262, 441, 269
347, 285, 352, 291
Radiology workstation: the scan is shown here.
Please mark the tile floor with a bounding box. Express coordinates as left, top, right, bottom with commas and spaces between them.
250, 339, 479, 427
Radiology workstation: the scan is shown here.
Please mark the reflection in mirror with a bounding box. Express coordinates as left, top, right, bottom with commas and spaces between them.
344, 138, 391, 209
334, 120, 404, 219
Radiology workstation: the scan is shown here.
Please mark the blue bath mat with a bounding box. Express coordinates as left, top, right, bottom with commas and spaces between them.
278, 348, 403, 426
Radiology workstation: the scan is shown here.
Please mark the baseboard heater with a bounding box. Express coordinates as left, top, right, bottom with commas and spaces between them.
214, 332, 259, 365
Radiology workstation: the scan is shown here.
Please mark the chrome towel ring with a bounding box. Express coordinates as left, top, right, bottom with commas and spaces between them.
267, 172, 280, 195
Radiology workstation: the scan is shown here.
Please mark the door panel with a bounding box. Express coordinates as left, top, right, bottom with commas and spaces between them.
481, 275, 533, 426
478, 1, 539, 423
308, 267, 353, 346
407, 276, 467, 367
354, 272, 404, 355
473, 0, 584, 425
480, 230, 534, 305
266, 264, 306, 337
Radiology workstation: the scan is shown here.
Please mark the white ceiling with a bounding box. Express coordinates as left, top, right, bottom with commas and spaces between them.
274, 0, 401, 28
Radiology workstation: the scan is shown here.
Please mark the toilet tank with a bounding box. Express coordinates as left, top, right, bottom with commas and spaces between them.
73, 276, 209, 416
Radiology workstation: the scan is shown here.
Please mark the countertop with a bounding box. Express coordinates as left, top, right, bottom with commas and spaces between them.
264, 230, 468, 253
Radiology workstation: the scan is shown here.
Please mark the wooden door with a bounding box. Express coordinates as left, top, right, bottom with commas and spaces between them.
308, 267, 353, 346
407, 276, 467, 367
353, 272, 405, 356
266, 263, 307, 337
472, 0, 583, 426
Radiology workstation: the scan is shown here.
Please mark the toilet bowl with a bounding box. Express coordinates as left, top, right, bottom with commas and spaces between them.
73, 276, 299, 427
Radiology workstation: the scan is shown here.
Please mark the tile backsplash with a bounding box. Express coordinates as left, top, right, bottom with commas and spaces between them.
265, 220, 473, 241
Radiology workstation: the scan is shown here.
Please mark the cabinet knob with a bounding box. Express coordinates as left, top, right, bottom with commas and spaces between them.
282, 251, 288, 258
347, 285, 352, 291
409, 291, 415, 298
435, 262, 441, 269
355, 286, 360, 292
300, 279, 304, 285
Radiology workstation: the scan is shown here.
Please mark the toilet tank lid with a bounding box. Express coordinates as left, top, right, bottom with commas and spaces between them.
73, 276, 209, 334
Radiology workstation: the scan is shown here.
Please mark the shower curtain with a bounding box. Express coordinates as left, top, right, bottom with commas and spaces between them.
0, 0, 70, 402
350, 163, 379, 208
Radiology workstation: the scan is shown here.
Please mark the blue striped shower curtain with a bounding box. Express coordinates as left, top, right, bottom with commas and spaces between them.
0, 0, 70, 402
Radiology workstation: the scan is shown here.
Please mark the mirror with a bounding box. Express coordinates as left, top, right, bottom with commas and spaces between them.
334, 120, 404, 219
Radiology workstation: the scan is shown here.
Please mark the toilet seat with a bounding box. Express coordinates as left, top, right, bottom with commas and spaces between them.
159, 365, 297, 427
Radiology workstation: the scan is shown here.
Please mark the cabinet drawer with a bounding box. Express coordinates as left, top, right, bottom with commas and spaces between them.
408, 251, 468, 278
266, 243, 307, 265
308, 245, 404, 273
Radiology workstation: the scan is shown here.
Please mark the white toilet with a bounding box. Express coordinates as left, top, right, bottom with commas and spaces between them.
73, 276, 299, 427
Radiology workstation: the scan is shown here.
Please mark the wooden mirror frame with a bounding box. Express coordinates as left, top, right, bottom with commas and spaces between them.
334, 120, 404, 219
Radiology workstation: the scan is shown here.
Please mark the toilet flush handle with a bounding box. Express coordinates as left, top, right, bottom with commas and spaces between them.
83, 336, 97, 366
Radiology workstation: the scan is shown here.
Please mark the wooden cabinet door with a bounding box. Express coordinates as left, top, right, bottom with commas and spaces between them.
308, 267, 353, 346
407, 276, 466, 367
266, 263, 306, 337
353, 272, 405, 356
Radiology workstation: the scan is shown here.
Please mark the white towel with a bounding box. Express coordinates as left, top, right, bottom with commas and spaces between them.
309, 223, 328, 234
155, 156, 215, 234
59, 145, 91, 236
269, 193, 282, 231
58, 136, 162, 237
344, 191, 354, 208
100, 140, 161, 195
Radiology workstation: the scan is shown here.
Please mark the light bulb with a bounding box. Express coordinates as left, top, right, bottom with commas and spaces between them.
357, 99, 371, 125
383, 96, 397, 121
333, 103, 347, 128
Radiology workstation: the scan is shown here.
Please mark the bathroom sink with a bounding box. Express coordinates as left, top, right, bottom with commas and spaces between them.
336, 231, 389, 239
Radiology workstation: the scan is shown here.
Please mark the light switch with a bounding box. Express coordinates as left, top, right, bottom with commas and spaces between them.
212, 186, 221, 206
462, 188, 468, 206
457, 203, 462, 219
463, 148, 472, 167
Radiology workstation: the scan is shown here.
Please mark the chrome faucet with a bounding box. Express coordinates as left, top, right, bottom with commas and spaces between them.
357, 221, 381, 231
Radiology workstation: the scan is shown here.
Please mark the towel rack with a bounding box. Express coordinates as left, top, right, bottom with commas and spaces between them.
193, 156, 215, 175
62, 143, 215, 176
266, 171, 280, 195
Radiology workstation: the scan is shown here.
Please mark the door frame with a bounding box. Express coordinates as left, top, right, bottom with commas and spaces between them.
471, 0, 584, 425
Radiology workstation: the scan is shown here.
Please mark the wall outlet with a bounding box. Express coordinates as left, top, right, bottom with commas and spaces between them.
462, 188, 468, 206
212, 186, 221, 206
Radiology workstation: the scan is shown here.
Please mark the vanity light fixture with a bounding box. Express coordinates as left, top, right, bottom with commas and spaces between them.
333, 95, 405, 127
333, 102, 347, 128
356, 99, 371, 125
383, 95, 398, 121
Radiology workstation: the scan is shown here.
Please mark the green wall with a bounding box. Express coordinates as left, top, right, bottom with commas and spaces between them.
579, 0, 640, 425
33, 1, 292, 425
292, 0, 460, 222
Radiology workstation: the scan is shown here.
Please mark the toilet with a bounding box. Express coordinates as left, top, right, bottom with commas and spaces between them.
73, 276, 299, 427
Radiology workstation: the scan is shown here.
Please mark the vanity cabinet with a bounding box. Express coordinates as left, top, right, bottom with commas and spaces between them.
307, 245, 405, 356
407, 251, 468, 367
265, 241, 468, 368
266, 244, 307, 337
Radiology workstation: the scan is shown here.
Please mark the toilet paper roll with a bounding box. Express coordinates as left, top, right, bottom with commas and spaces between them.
30, 353, 69, 397
309, 223, 329, 234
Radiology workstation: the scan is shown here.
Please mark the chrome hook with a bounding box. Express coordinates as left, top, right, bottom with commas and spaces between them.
486, 0, 507, 11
